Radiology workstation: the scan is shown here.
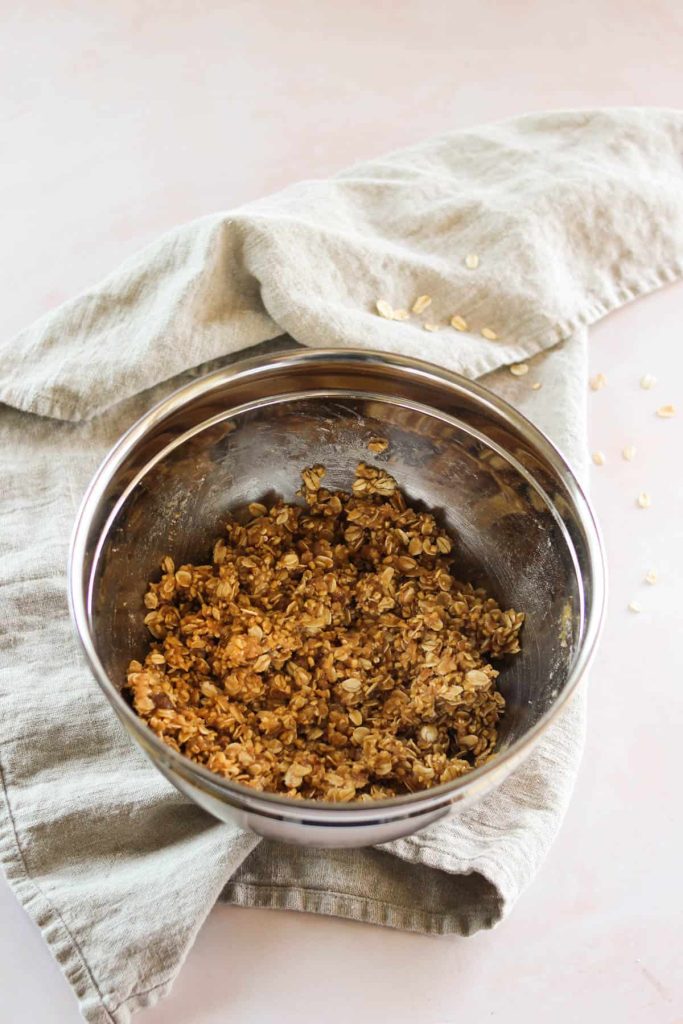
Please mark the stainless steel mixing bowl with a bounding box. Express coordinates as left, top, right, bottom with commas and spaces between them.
69, 348, 605, 847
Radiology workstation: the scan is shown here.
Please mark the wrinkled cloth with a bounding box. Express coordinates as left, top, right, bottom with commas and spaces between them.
1, 108, 682, 1024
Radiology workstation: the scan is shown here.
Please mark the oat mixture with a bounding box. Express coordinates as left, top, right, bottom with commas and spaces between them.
126, 462, 524, 802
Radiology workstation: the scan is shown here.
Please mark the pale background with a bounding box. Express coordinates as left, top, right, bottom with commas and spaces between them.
1, 2, 682, 1022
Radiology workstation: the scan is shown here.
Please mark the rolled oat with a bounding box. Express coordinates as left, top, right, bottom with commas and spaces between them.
127, 464, 524, 801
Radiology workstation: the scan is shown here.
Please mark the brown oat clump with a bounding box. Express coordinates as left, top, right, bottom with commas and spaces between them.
126, 463, 524, 802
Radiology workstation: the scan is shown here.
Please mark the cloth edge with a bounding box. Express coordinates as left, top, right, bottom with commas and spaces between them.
220, 875, 504, 936
0, 755, 116, 1024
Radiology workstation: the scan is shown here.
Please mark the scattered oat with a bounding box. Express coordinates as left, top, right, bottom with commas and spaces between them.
656, 404, 675, 418
412, 294, 432, 314
301, 464, 326, 492
424, 322, 440, 332
127, 463, 524, 802
589, 373, 606, 391
376, 299, 394, 319
640, 374, 657, 390
530, 381, 543, 391
622, 445, 636, 462
481, 327, 498, 341
420, 724, 439, 744
464, 669, 490, 689
628, 600, 642, 613
592, 451, 606, 466
392, 308, 410, 321
464, 253, 480, 270
450, 314, 468, 332
367, 436, 389, 454
352, 461, 398, 497
636, 492, 651, 509
644, 570, 657, 585
509, 363, 529, 377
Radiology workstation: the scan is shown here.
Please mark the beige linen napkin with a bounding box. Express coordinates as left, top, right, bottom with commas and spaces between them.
1, 109, 682, 1024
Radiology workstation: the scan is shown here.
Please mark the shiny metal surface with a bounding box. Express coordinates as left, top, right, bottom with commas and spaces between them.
68, 349, 606, 847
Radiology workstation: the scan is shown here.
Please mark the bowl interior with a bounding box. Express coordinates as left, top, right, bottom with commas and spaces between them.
90, 391, 583, 754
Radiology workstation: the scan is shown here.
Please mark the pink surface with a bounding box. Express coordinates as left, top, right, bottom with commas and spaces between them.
1, 3, 682, 1022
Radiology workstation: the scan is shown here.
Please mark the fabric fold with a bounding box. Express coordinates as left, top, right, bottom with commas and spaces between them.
2, 108, 682, 422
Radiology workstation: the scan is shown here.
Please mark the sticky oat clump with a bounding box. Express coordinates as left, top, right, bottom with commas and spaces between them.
126, 463, 524, 802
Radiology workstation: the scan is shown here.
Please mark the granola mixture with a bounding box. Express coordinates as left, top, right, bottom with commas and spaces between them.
126, 463, 524, 802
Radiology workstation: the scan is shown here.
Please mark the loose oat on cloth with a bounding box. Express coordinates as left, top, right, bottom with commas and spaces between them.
1, 109, 682, 1024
